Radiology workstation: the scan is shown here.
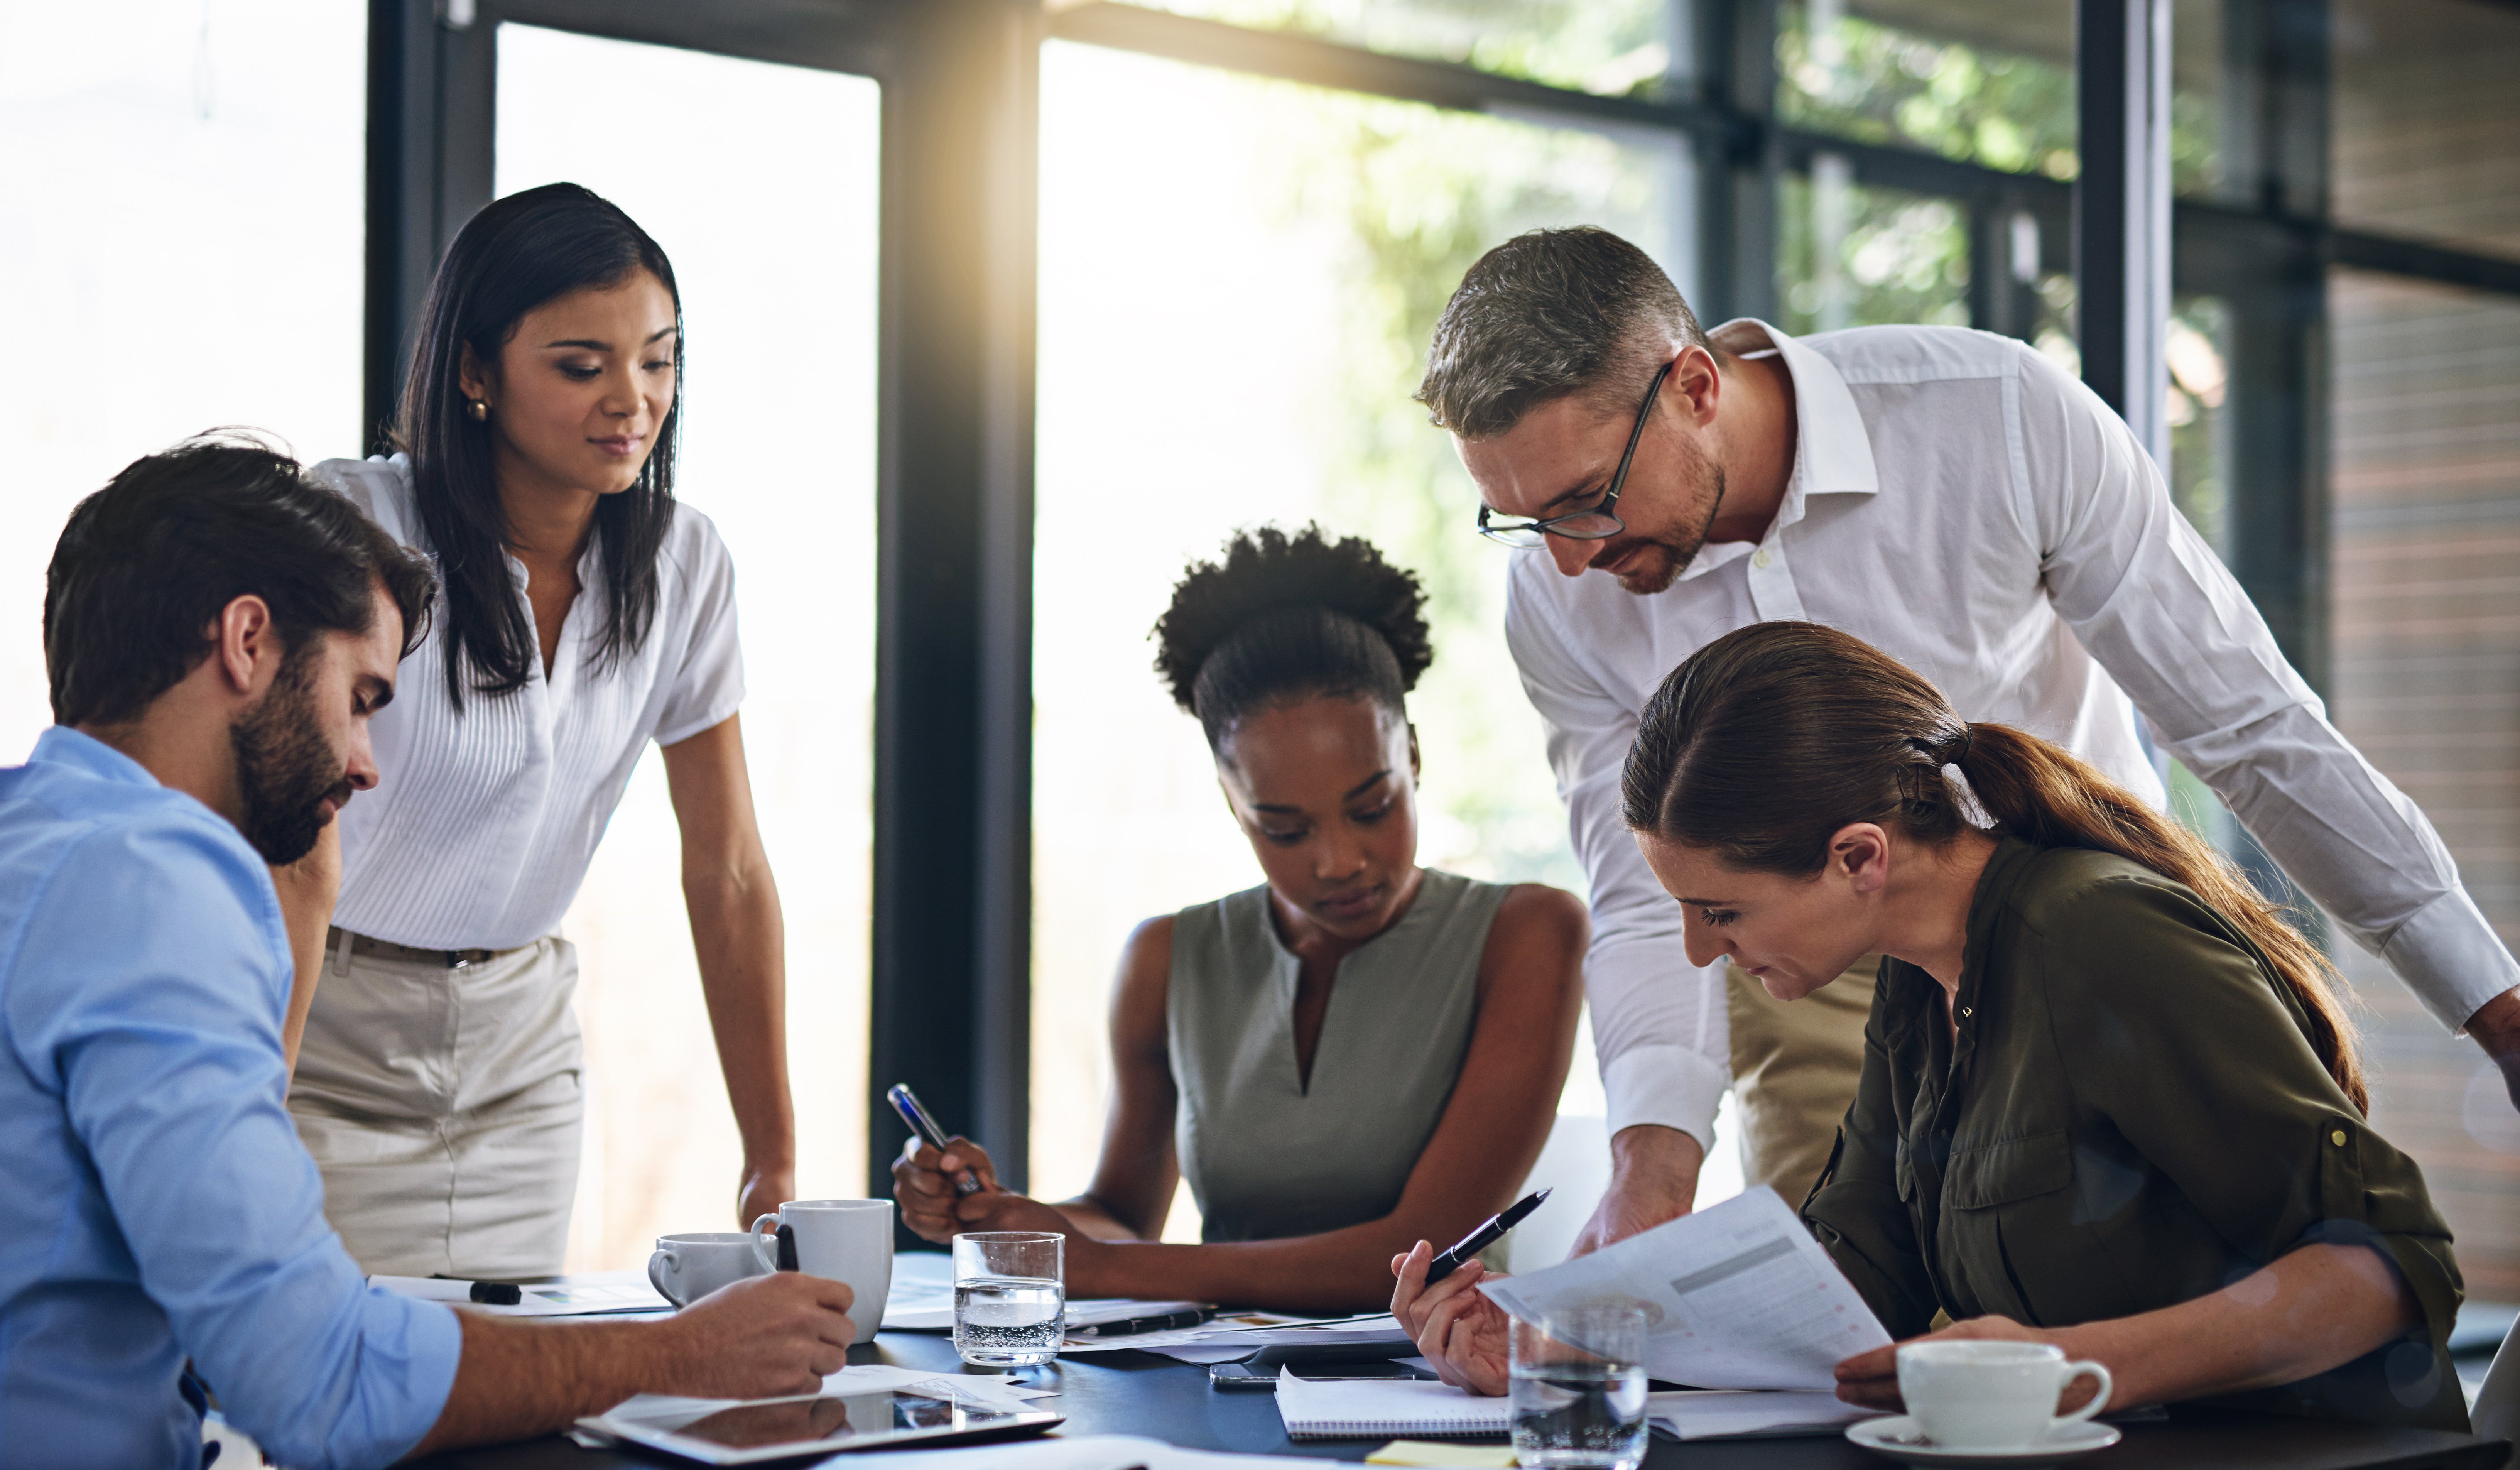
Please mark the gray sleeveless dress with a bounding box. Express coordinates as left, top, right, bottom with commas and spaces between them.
1167, 868, 1511, 1244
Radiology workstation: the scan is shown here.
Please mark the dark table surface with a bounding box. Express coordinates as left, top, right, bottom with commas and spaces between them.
414, 1330, 2515, 1470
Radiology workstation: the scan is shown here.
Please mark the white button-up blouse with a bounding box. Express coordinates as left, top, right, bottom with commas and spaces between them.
314, 455, 745, 951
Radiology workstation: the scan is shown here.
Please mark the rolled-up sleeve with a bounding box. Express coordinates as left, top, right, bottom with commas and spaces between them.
10, 824, 461, 1470
2037, 878, 2462, 1357
2016, 344, 2519, 1032
1505, 568, 1730, 1148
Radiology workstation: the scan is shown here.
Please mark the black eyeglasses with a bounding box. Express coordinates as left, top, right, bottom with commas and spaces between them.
1476, 355, 1677, 549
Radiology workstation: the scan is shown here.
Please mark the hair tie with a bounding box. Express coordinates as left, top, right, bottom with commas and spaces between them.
1943, 724, 1973, 766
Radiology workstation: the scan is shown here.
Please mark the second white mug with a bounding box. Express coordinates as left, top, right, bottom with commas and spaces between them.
647, 1231, 769, 1308
1897, 1340, 2112, 1451
749, 1198, 894, 1342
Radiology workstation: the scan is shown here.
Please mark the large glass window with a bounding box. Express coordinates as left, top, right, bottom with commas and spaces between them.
495, 25, 880, 1271
1111, 0, 1686, 99
2328, 267, 2520, 1300
1, 2, 365, 755
1777, 0, 2076, 179
1033, 39, 1750, 1232
2332, 0, 2520, 260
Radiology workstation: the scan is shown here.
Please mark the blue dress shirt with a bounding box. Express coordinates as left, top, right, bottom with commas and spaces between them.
0, 727, 461, 1470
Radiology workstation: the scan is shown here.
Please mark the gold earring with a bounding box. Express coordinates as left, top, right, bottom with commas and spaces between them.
468, 398, 489, 421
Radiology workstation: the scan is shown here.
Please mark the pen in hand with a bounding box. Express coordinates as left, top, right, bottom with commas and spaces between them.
1424, 1188, 1551, 1286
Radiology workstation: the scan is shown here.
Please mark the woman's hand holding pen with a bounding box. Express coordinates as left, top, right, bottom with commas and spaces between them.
890, 1134, 1005, 1242
1389, 1240, 1512, 1396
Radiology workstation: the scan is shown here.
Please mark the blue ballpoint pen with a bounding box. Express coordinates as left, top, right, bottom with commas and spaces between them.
888, 1083, 984, 1196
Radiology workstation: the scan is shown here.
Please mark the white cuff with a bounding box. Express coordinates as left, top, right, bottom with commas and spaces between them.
1599, 1043, 1730, 1152
2378, 887, 2520, 1034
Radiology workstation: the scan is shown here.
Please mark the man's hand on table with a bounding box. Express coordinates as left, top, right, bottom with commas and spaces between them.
2467, 986, 2520, 1113
1569, 1124, 1704, 1257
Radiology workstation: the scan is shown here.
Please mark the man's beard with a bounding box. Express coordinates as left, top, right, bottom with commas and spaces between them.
229, 654, 352, 865
1603, 463, 1727, 596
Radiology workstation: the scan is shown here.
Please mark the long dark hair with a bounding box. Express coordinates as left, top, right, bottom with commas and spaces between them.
1152, 525, 1433, 749
1620, 621, 2365, 1112
392, 182, 682, 710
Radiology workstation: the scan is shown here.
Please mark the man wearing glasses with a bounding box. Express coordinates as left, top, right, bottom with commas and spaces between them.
1421, 225, 2520, 1253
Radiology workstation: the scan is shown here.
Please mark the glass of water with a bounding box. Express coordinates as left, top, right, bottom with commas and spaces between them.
1508, 1303, 1649, 1470
951, 1231, 1065, 1367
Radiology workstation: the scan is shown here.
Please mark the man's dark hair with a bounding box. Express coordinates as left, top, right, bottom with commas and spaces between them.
45, 434, 438, 727
1416, 225, 1711, 439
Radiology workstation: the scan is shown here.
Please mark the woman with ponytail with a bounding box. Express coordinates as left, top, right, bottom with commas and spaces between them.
890, 526, 1586, 1312
1392, 620, 2464, 1431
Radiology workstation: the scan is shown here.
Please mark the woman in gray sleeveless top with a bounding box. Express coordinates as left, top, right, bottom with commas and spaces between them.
893, 527, 1585, 1312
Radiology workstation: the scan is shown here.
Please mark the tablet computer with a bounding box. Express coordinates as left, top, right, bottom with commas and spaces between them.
577, 1385, 1063, 1464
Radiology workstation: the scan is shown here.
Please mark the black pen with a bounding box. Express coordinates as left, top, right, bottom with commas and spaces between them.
775, 1223, 799, 1271
1073, 1307, 1212, 1338
1423, 1188, 1550, 1285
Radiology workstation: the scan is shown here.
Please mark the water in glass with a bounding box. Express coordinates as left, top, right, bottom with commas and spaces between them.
952, 1275, 1064, 1366
1509, 1357, 1648, 1470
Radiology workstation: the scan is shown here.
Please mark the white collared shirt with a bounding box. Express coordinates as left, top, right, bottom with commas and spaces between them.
315, 455, 745, 951
1506, 320, 2517, 1148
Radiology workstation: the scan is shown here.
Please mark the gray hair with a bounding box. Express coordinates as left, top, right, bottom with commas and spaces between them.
1415, 226, 1710, 439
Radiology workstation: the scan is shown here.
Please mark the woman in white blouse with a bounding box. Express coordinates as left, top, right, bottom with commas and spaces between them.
283, 183, 794, 1277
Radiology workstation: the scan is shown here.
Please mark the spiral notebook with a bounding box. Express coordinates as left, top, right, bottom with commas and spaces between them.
1274, 1374, 1509, 1440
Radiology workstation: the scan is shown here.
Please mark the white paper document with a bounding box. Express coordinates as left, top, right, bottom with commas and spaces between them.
574, 1362, 1057, 1445
1061, 1311, 1413, 1364
1647, 1389, 1885, 1440
812, 1432, 1341, 1469
1477, 1186, 1890, 1391
371, 1269, 670, 1318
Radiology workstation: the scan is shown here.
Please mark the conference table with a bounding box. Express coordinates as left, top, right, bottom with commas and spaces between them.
413, 1328, 2514, 1470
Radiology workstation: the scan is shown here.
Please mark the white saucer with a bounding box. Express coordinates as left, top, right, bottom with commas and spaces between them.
1845, 1416, 2121, 1466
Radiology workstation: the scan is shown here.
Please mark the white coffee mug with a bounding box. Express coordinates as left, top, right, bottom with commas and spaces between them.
1897, 1340, 2112, 1451
749, 1198, 894, 1342
647, 1231, 770, 1308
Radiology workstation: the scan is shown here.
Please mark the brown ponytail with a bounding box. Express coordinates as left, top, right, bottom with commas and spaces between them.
1622, 622, 2365, 1113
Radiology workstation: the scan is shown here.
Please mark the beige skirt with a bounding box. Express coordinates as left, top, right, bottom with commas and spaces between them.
288, 934, 584, 1278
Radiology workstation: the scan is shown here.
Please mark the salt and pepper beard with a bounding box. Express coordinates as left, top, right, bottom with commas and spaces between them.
228, 647, 354, 865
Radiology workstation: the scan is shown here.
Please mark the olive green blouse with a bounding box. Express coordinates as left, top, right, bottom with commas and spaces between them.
1803, 840, 2466, 1431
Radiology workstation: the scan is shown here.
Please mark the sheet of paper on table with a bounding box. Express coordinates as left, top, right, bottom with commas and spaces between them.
1278, 1372, 1881, 1444
799, 1432, 1351, 1468
371, 1270, 671, 1318
570, 1362, 1062, 1447
883, 1294, 1212, 1333
1062, 1313, 1415, 1364
1647, 1388, 1885, 1440
1476, 1186, 1892, 1392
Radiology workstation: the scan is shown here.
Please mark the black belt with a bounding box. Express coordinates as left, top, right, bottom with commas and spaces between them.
326, 926, 528, 970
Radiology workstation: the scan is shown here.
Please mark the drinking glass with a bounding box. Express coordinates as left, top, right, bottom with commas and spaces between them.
1508, 1303, 1650, 1470
951, 1231, 1065, 1367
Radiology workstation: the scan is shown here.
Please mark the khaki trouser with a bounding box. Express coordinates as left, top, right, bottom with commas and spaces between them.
1724, 956, 1879, 1208
288, 934, 584, 1278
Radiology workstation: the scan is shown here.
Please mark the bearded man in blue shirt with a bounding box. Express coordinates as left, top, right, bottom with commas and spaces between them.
1, 436, 855, 1470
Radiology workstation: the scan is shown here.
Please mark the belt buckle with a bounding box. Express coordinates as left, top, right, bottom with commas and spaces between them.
445, 950, 471, 971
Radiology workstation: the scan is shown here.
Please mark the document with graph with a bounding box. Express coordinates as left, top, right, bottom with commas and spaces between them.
1476, 1186, 1890, 1391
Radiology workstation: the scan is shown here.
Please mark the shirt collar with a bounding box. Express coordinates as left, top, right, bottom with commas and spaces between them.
1708, 318, 1882, 500
30, 725, 162, 788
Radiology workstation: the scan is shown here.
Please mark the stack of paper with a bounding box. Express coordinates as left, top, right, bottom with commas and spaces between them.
1274, 1374, 1881, 1443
